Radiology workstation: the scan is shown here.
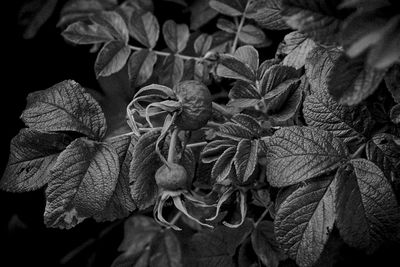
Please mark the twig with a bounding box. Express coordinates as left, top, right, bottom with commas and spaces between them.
129, 45, 204, 62
255, 207, 269, 227
231, 1, 250, 53
187, 141, 207, 148
351, 143, 366, 159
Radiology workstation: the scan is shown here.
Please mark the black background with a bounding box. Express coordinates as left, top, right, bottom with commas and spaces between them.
1, 1, 400, 267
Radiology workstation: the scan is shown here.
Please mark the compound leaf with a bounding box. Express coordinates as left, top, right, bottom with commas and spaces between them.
94, 41, 131, 78
162, 20, 189, 53
275, 175, 336, 267
128, 49, 157, 88
129, 11, 159, 48
0, 129, 71, 192
264, 126, 348, 187
21, 80, 106, 140
62, 21, 114, 44
129, 129, 162, 210
336, 159, 400, 252
45, 138, 119, 229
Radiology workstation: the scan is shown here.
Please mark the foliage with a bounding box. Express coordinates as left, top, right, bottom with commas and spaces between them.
5, 0, 400, 266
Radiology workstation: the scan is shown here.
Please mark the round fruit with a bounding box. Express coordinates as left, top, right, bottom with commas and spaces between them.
155, 163, 191, 191
173, 80, 212, 130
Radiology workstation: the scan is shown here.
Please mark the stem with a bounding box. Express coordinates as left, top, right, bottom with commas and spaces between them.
129, 45, 203, 62
212, 102, 232, 119
187, 141, 207, 148
255, 207, 269, 227
168, 128, 180, 163
170, 211, 182, 226
231, 2, 250, 53
104, 131, 137, 142
351, 143, 366, 159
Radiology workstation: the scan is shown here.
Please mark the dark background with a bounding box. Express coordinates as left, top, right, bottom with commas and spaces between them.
1, 1, 400, 267
1, 1, 121, 266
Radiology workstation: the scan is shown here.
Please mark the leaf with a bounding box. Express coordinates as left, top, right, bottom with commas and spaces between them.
128, 49, 157, 88
267, 80, 303, 122
327, 53, 386, 105
159, 55, 184, 87
19, 0, 58, 39
281, 0, 343, 45
184, 219, 253, 267
217, 18, 237, 33
264, 126, 349, 187
149, 230, 182, 267
162, 20, 190, 53
367, 23, 400, 69
129, 11, 159, 48
228, 81, 261, 108
129, 129, 162, 210
260, 65, 299, 96
340, 10, 390, 58
277, 31, 316, 69
209, 0, 246, 17
238, 24, 269, 46
252, 221, 284, 267
391, 104, 400, 124
112, 215, 161, 267
45, 138, 119, 229
194, 33, 213, 56
234, 139, 259, 183
201, 139, 237, 163
217, 55, 256, 83
304, 47, 373, 151
384, 64, 400, 103
21, 80, 106, 140
246, 0, 289, 30
94, 41, 131, 78
217, 122, 254, 140
211, 146, 236, 183
0, 129, 71, 192
57, 0, 116, 27
231, 113, 262, 135
62, 21, 114, 44
274, 175, 336, 267
234, 45, 260, 73
189, 0, 218, 30
336, 159, 400, 252
91, 11, 129, 42
366, 133, 400, 183
95, 134, 138, 222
